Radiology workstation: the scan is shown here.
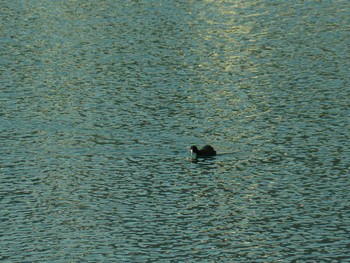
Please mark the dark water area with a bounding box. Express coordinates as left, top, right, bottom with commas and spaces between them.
1, 1, 350, 262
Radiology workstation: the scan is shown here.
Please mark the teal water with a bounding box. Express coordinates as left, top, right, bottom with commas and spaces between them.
1, 1, 350, 262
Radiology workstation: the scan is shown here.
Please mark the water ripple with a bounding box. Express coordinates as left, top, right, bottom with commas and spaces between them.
1, 0, 350, 262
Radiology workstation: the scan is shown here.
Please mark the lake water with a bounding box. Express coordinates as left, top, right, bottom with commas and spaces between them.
1, 1, 350, 262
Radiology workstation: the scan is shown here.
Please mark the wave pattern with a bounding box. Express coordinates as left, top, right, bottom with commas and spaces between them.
1, 0, 349, 261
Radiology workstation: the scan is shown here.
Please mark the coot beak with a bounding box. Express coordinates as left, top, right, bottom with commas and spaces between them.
190, 149, 196, 159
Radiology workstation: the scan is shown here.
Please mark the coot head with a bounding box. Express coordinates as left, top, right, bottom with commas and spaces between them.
190, 145, 199, 154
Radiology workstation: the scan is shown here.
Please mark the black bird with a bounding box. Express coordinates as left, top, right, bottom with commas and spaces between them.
190, 145, 216, 157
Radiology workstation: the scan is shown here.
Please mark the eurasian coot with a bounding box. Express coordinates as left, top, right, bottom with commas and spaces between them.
190, 145, 216, 157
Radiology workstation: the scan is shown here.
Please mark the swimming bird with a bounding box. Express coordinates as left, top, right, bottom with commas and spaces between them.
190, 145, 216, 157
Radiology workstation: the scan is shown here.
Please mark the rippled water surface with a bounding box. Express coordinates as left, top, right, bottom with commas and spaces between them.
1, 1, 350, 262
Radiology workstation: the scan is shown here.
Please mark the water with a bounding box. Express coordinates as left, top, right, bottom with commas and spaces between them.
1, 1, 350, 262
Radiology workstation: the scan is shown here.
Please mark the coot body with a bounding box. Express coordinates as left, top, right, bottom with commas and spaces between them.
190, 145, 216, 157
